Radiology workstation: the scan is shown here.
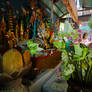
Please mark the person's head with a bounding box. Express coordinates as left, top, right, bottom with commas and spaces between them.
83, 33, 88, 39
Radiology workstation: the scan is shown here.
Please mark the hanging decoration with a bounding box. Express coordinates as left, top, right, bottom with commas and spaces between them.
15, 20, 19, 40
21, 6, 26, 15
51, 0, 54, 24
0, 0, 60, 50
8, 9, 14, 32
29, 9, 36, 24
20, 20, 24, 41
6, 4, 17, 48
29, 0, 36, 9
29, 0, 36, 23
24, 24, 29, 40
0, 16, 6, 34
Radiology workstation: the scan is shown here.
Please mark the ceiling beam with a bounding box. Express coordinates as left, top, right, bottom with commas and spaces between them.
54, 3, 64, 14
39, 0, 59, 17
61, 12, 68, 18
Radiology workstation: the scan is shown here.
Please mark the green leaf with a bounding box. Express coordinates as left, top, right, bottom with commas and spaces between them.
73, 47, 88, 61
88, 57, 92, 66
65, 75, 71, 80
82, 48, 88, 58
27, 41, 33, 47
61, 64, 75, 77
62, 50, 68, 62
53, 40, 65, 51
73, 55, 81, 61
88, 50, 92, 58
73, 30, 77, 34
74, 44, 83, 56
82, 62, 88, 69
30, 50, 38, 55
73, 33, 79, 39
27, 41, 43, 55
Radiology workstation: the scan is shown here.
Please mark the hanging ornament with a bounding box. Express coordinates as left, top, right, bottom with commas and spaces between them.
21, 6, 26, 15
36, 9, 41, 19
29, 0, 36, 9
26, 24, 29, 39
15, 21, 19, 40
29, 0, 36, 23
1, 15, 5, 24
24, 24, 29, 40
16, 10, 19, 14
11, 6, 15, 10
1, 16, 6, 34
0, 8, 5, 12
29, 10, 36, 23
20, 20, 24, 41
6, 1, 10, 6
8, 9, 14, 32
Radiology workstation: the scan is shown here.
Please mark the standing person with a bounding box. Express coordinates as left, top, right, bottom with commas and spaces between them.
81, 32, 90, 46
